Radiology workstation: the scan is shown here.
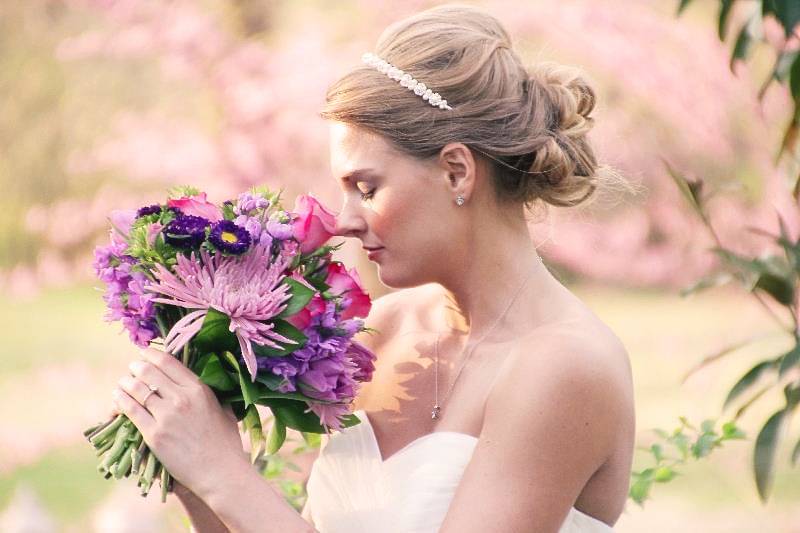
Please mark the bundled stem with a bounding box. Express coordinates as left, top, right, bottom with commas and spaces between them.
84, 413, 173, 500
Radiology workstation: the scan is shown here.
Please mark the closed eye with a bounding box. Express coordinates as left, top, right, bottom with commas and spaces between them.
359, 187, 375, 201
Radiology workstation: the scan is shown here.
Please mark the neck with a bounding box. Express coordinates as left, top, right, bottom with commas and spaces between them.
436, 207, 557, 342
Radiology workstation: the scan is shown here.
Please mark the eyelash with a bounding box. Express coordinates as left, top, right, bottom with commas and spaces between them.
359, 189, 375, 201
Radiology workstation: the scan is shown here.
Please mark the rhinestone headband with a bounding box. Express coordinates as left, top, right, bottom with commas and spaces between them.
361, 52, 453, 110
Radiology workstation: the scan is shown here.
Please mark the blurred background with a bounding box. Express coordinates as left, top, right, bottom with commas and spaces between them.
1, 0, 799, 531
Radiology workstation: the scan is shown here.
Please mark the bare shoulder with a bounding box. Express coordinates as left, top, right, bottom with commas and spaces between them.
486, 314, 634, 462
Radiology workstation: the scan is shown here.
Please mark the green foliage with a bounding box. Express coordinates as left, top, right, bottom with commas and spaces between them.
276, 277, 316, 319
251, 319, 308, 357
662, 0, 800, 505
679, 0, 800, 189
630, 418, 746, 505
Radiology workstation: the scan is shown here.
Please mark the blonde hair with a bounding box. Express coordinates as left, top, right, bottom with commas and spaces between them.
320, 3, 627, 209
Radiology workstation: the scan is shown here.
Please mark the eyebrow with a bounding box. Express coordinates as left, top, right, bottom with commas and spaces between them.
338, 168, 376, 183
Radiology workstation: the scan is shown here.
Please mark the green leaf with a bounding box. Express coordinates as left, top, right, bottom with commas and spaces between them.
256, 389, 337, 404
775, 50, 800, 84
764, 0, 800, 38
691, 433, 718, 458
653, 466, 677, 483
243, 404, 265, 463
197, 353, 238, 391
753, 408, 786, 502
723, 358, 780, 410
266, 416, 287, 455
778, 344, 800, 377
276, 277, 317, 320
301, 431, 322, 448
676, 0, 693, 16
222, 351, 260, 408
628, 470, 653, 505
679, 271, 734, 297
718, 0, 736, 40
792, 436, 800, 466
193, 309, 237, 354
662, 158, 703, 213
730, 12, 763, 72
791, 48, 800, 100
251, 319, 307, 357
753, 271, 796, 305
722, 421, 747, 440
681, 333, 771, 384
261, 398, 362, 433
650, 443, 663, 463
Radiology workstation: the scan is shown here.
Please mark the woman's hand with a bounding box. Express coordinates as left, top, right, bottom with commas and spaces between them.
111, 347, 249, 497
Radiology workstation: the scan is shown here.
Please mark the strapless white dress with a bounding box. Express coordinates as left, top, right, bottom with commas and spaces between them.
305, 409, 614, 533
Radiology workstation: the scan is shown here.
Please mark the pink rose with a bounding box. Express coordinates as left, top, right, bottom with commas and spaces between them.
285, 293, 326, 330
325, 262, 371, 320
167, 192, 222, 222
291, 195, 337, 254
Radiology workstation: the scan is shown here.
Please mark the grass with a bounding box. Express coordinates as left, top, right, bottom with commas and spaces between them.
0, 284, 133, 375
0, 443, 114, 526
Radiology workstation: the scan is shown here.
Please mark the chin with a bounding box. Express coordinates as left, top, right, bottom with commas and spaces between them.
375, 259, 430, 290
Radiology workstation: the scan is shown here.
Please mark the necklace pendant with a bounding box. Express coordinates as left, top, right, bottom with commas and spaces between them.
431, 405, 441, 419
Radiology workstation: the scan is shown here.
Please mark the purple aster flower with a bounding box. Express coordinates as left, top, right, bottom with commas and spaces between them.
145, 246, 297, 381
163, 215, 209, 248
209, 220, 251, 255
136, 204, 162, 218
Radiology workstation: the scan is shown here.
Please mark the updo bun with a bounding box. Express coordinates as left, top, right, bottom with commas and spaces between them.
320, 3, 624, 210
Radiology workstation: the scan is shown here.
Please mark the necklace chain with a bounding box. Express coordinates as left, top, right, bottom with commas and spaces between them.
431, 255, 541, 420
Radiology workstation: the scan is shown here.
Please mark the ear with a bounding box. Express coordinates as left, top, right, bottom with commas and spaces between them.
437, 142, 477, 202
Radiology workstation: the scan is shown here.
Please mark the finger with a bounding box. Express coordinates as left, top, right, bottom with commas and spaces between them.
112, 387, 156, 436
140, 347, 198, 387
222, 403, 238, 423
118, 374, 169, 415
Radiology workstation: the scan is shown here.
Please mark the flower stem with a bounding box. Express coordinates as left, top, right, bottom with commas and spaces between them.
89, 414, 126, 446
131, 434, 146, 474
140, 449, 158, 496
160, 467, 170, 503
115, 441, 134, 479
99, 421, 132, 472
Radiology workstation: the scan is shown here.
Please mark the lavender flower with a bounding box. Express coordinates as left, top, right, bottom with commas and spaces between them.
235, 192, 270, 215
145, 246, 296, 381
209, 220, 251, 255
93, 243, 158, 348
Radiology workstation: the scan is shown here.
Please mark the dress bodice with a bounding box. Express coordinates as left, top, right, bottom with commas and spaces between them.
304, 409, 615, 533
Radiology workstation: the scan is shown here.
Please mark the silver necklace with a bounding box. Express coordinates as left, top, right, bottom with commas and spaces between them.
431, 256, 540, 420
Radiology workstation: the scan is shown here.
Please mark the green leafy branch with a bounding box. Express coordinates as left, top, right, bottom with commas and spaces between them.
630, 417, 746, 505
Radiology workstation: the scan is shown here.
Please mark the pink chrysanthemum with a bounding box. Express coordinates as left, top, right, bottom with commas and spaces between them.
145, 246, 296, 381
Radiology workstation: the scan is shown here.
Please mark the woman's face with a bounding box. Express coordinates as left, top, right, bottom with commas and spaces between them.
329, 121, 459, 288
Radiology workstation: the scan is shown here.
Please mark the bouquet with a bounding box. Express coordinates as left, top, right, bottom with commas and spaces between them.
82, 186, 377, 502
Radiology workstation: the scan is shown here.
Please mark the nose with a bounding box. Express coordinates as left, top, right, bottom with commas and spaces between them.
334, 196, 368, 238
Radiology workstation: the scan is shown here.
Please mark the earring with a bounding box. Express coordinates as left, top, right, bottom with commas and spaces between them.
455, 195, 465, 206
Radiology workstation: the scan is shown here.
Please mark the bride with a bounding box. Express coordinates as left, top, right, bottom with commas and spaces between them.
112, 4, 635, 532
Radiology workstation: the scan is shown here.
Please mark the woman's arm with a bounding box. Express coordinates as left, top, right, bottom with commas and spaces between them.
173, 480, 230, 533
193, 458, 317, 533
